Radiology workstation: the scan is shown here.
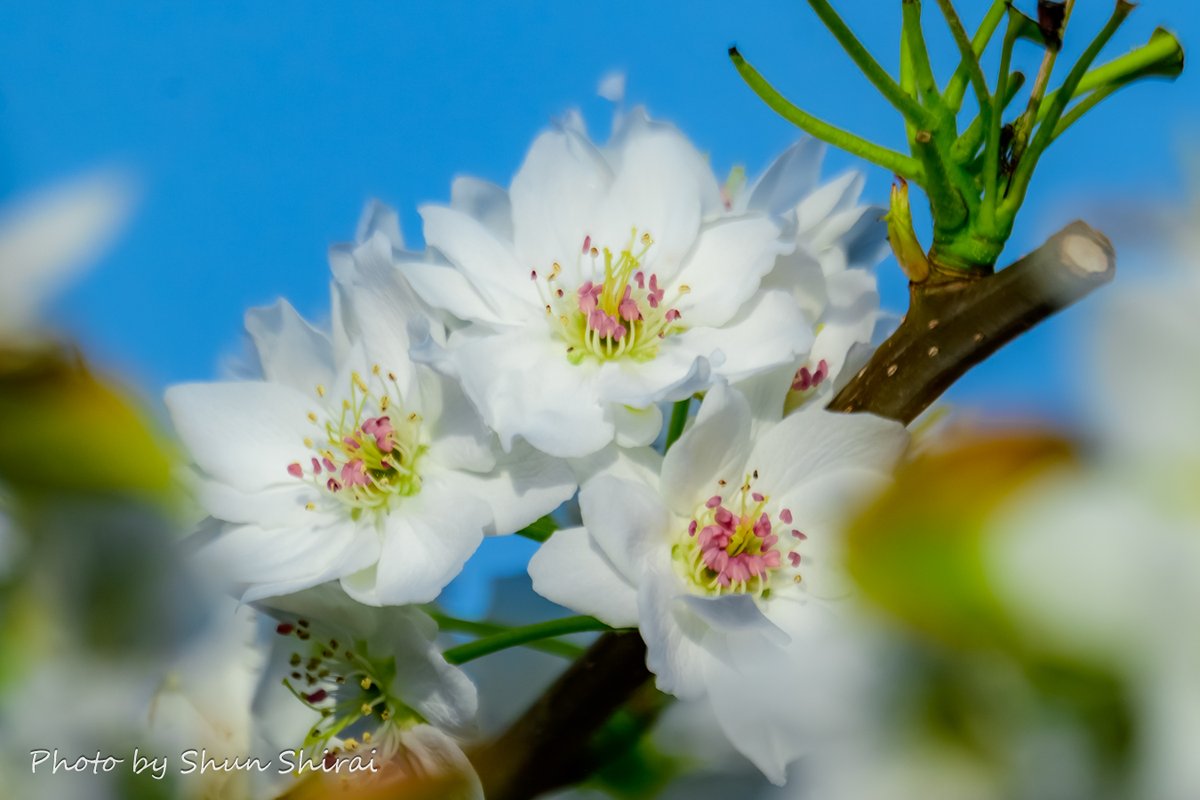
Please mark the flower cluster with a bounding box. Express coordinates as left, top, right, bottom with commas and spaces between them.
166, 104, 902, 790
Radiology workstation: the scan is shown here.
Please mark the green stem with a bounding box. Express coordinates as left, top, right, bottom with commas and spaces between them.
1050, 82, 1121, 141
1011, 0, 1076, 160
980, 20, 1018, 231
902, 1, 940, 106
429, 611, 588, 660
442, 616, 614, 665
944, 0, 1007, 112
1037, 28, 1184, 123
934, 0, 990, 113
514, 514, 557, 543
1004, 1, 1135, 218
914, 131, 968, 233
953, 71, 1024, 165
806, 0, 934, 126
729, 47, 924, 180
900, 14, 918, 148
665, 399, 691, 451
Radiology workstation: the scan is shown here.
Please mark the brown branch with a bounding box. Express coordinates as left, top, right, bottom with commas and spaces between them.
468, 631, 651, 800
466, 220, 1116, 800
831, 220, 1115, 424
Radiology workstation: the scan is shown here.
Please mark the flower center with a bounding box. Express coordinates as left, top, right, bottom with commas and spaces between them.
532, 229, 687, 364
784, 358, 830, 415
673, 472, 807, 598
287, 367, 426, 520
276, 619, 421, 761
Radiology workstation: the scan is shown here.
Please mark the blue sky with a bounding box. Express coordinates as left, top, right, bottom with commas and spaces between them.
5, 2, 1195, 614
3, 1, 1195, 419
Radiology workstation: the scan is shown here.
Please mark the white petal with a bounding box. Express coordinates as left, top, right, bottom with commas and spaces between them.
611, 402, 664, 448
451, 176, 514, 242
594, 345, 712, 407
438, 442, 576, 536
672, 215, 788, 329
528, 526, 640, 627
660, 382, 752, 517
0, 170, 132, 334
355, 199, 404, 249
193, 477, 315, 527
679, 594, 788, 644
450, 327, 614, 458
762, 246, 827, 320
597, 71, 627, 103
600, 111, 720, 270
823, 265, 878, 309
774, 467, 892, 601
420, 367, 498, 474
795, 172, 865, 239
579, 475, 670, 582
1092, 276, 1200, 463
202, 521, 380, 602
749, 408, 908, 499
568, 443, 664, 487
330, 231, 428, 396
356, 482, 490, 605
165, 381, 317, 493
740, 138, 826, 216
243, 298, 335, 392
732, 364, 796, 434
395, 726, 484, 799
401, 258, 508, 326
638, 571, 710, 699
509, 126, 611, 282
672, 290, 812, 384
704, 636, 812, 784
420, 205, 537, 313
386, 608, 479, 733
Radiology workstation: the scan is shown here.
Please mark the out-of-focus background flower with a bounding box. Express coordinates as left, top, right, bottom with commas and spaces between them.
3, 3, 1200, 798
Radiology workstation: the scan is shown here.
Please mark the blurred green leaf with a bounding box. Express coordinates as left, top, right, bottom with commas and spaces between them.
847, 432, 1076, 649
0, 346, 175, 496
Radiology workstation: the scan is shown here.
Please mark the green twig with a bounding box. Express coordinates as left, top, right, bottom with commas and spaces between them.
980, 16, 1019, 230
914, 131, 968, 232
902, 1, 940, 106
1011, 0, 1077, 161
806, 0, 934, 126
429, 610, 587, 660
1004, 1, 1136, 217
954, 71, 1025, 165
729, 47, 924, 180
944, 0, 1007, 112
1050, 83, 1121, 141
443, 616, 614, 665
1037, 28, 1185, 123
934, 0, 991, 115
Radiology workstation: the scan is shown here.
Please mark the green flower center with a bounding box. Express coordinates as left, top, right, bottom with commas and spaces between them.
276, 618, 422, 761
531, 229, 687, 364
289, 368, 427, 520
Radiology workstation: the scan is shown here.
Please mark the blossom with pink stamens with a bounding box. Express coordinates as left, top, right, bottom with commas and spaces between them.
529, 379, 908, 784
397, 109, 810, 459
165, 203, 574, 607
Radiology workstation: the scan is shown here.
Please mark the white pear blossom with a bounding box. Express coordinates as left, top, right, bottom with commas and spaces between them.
402, 110, 811, 458
166, 205, 575, 606
144, 598, 280, 800
0, 171, 132, 339
256, 586, 482, 798
733, 139, 889, 411
529, 379, 907, 781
